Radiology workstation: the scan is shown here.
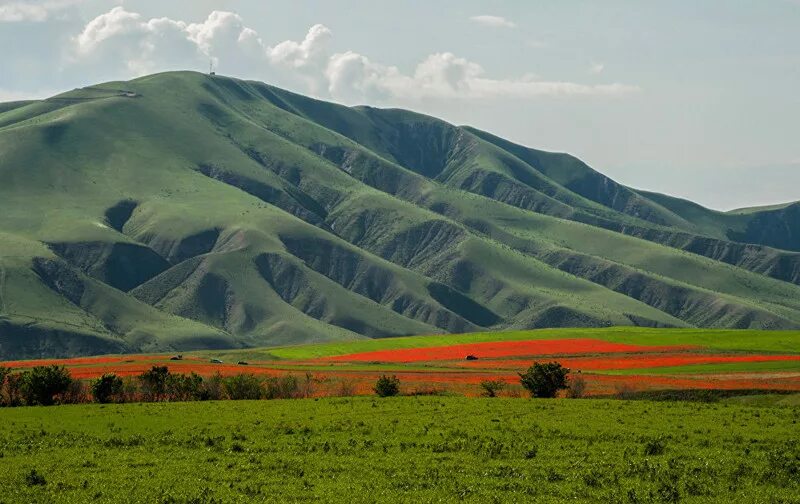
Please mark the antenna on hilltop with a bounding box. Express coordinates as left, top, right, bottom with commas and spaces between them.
209, 59, 216, 76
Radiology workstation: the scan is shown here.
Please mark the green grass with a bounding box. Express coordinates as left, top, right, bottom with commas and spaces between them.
0, 396, 798, 503
606, 359, 800, 376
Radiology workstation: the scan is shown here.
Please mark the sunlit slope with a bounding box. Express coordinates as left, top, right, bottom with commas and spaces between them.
1, 71, 799, 358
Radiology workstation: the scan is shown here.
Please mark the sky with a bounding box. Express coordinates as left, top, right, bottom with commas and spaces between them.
1, 0, 798, 210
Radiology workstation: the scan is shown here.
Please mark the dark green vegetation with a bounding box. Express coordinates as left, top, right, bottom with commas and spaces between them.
1, 71, 799, 359
519, 362, 570, 398
1, 397, 799, 503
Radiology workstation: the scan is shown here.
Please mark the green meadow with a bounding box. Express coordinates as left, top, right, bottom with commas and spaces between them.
1, 396, 799, 503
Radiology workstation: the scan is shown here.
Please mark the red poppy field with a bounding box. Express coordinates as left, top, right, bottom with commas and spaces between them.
4, 328, 800, 397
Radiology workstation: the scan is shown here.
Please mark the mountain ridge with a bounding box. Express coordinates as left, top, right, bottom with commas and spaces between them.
0, 71, 798, 359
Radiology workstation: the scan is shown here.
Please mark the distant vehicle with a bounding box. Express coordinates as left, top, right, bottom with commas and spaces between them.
237, 361, 248, 365
465, 355, 479, 360
210, 358, 223, 364
169, 355, 183, 361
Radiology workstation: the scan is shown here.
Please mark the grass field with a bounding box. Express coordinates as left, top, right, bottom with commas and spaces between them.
0, 396, 799, 503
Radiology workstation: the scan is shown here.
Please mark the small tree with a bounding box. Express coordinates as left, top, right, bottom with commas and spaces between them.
479, 380, 506, 398
519, 362, 569, 398
19, 365, 73, 406
92, 373, 124, 403
139, 366, 170, 401
374, 375, 400, 397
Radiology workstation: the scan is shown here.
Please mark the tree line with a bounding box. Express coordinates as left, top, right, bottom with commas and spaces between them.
0, 361, 581, 406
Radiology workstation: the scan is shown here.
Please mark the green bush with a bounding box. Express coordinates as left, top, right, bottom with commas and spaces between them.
479, 380, 506, 398
519, 362, 569, 398
223, 374, 263, 400
92, 373, 124, 404
2, 373, 24, 406
374, 375, 400, 397
265, 374, 301, 399
0, 367, 9, 406
19, 365, 73, 406
203, 372, 225, 400
166, 372, 205, 401
139, 366, 170, 401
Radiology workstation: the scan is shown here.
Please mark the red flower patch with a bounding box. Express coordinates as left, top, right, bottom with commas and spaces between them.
322, 338, 696, 363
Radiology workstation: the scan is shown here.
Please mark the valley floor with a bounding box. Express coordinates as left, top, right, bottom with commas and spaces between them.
1, 396, 798, 503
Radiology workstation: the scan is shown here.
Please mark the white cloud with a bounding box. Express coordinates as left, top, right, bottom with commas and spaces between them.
0, 0, 81, 22
469, 15, 516, 29
62, 7, 639, 105
325, 51, 638, 102
589, 62, 605, 74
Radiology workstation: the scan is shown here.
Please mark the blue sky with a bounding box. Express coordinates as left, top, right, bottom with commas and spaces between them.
1, 0, 798, 209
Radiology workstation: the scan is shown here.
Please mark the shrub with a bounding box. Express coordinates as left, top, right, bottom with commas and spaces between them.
0, 367, 9, 406
479, 380, 506, 398
566, 373, 587, 399
374, 375, 400, 397
60, 379, 88, 404
119, 376, 140, 403
203, 372, 225, 401
92, 373, 124, 404
265, 374, 301, 399
2, 373, 24, 406
300, 372, 319, 398
223, 374, 263, 400
139, 366, 170, 401
19, 365, 73, 406
335, 378, 357, 397
519, 362, 569, 398
166, 372, 205, 401
615, 383, 637, 400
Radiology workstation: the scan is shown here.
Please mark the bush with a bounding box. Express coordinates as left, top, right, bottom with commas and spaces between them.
566, 373, 587, 398
223, 374, 263, 400
60, 380, 88, 404
374, 375, 400, 397
479, 380, 506, 398
139, 366, 170, 401
615, 383, 637, 400
19, 365, 73, 406
203, 372, 225, 401
519, 362, 569, 398
92, 373, 124, 404
265, 374, 301, 399
166, 372, 205, 401
2, 372, 24, 406
335, 378, 357, 397
0, 367, 9, 406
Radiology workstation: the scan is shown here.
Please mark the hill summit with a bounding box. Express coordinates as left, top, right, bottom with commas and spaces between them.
1, 71, 799, 359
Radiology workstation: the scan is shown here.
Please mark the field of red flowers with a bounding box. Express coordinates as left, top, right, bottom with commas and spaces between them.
4, 336, 800, 397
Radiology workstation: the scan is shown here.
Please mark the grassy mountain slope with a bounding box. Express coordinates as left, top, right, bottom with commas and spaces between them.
1, 71, 799, 359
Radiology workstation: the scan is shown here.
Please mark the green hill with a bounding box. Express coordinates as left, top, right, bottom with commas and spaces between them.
1, 71, 799, 359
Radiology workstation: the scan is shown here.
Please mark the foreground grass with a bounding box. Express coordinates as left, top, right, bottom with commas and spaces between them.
1, 397, 799, 503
